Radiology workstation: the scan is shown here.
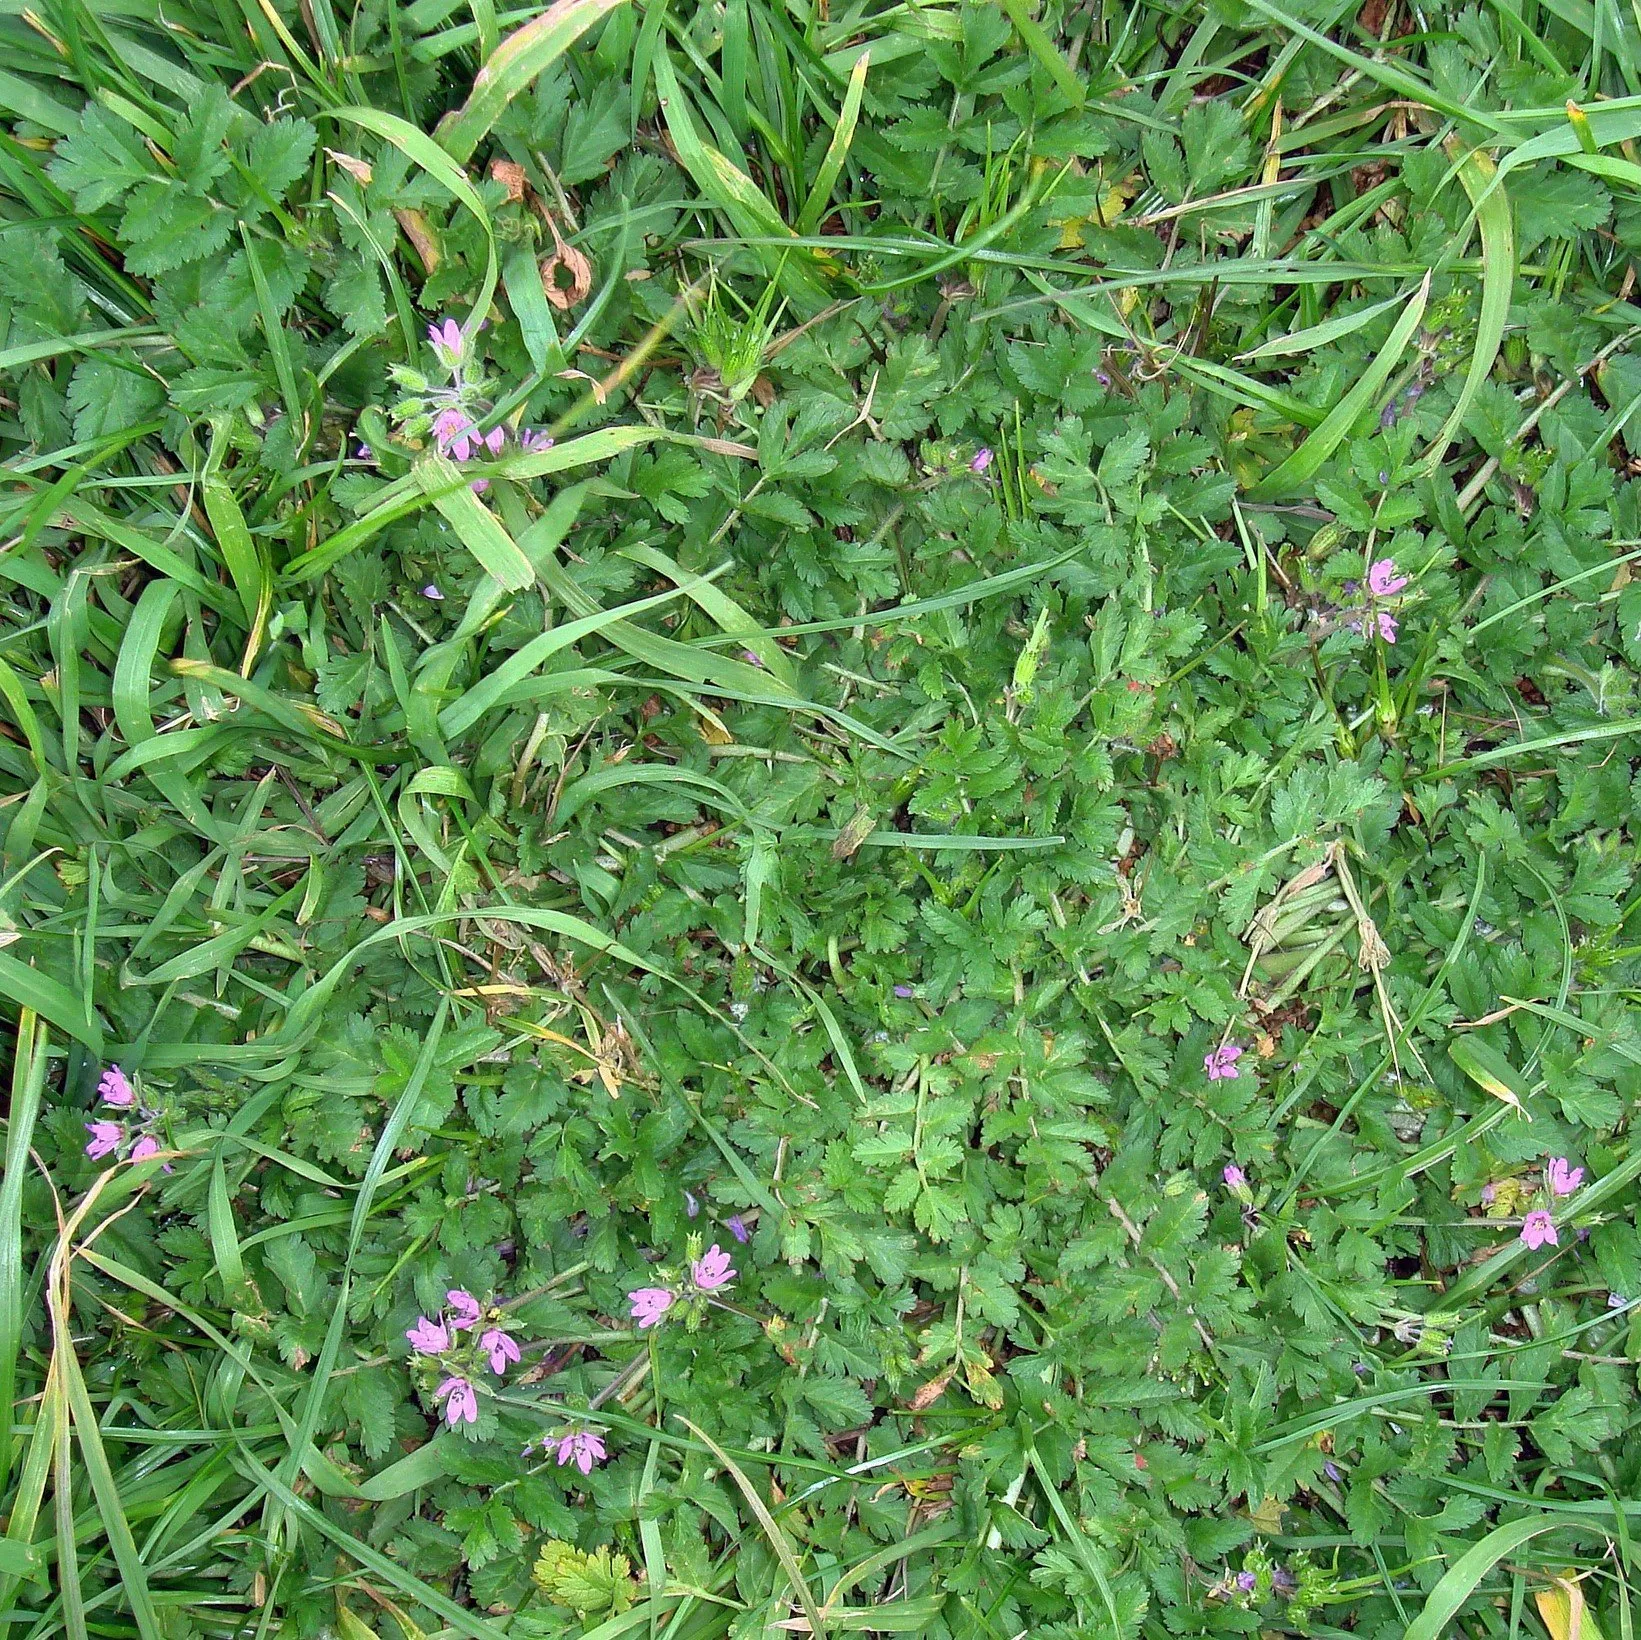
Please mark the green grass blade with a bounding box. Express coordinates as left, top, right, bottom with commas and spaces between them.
434, 0, 631, 164
796, 48, 870, 236
678, 1416, 828, 1639
416, 456, 536, 589
0, 1013, 47, 1495
1243, 272, 1430, 501
1423, 142, 1514, 476
997, 0, 1085, 105
1403, 1516, 1576, 1640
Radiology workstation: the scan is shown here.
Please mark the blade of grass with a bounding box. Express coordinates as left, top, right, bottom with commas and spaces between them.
1404, 1516, 1578, 1640
1423, 141, 1514, 476
997, 0, 1085, 105
678, 1416, 828, 1639
434, 0, 631, 163
416, 456, 535, 589
0, 1012, 46, 1495
796, 48, 870, 236
1243, 272, 1430, 501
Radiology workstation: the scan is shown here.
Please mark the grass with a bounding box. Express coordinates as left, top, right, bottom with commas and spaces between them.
4, 0, 1641, 1636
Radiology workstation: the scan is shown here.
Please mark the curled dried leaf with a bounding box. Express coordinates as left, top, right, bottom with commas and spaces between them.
489, 158, 527, 202
540, 212, 592, 309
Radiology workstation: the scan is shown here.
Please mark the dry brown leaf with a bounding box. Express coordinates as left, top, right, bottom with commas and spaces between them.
489, 158, 527, 202
539, 212, 592, 309
325, 148, 373, 185
907, 1365, 957, 1411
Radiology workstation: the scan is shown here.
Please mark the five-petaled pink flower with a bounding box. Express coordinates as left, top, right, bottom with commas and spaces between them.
628, 1287, 674, 1329
1547, 1157, 1584, 1197
447, 1290, 482, 1330
481, 1326, 520, 1376
85, 1121, 122, 1159
436, 1375, 478, 1425
432, 407, 477, 460
1204, 1043, 1242, 1081
692, 1245, 735, 1292
1375, 611, 1398, 643
129, 1135, 160, 1163
1223, 1163, 1247, 1190
406, 1315, 450, 1354
970, 447, 993, 474
1368, 559, 1408, 597
1521, 1209, 1558, 1251
98, 1066, 135, 1107
555, 1429, 607, 1475
428, 319, 464, 369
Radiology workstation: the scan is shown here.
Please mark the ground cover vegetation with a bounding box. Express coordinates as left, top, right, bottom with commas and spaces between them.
4, 0, 1641, 1635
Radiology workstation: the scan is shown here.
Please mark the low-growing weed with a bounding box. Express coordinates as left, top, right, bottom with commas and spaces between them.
4, 1, 1641, 1637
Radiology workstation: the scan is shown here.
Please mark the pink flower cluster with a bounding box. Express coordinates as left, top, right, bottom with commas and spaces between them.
405, 1288, 522, 1426
429, 408, 553, 491
522, 1427, 610, 1476
84, 1066, 166, 1165
428, 318, 465, 370
1353, 557, 1410, 644
1517, 1155, 1585, 1251
626, 1244, 738, 1330
422, 316, 552, 490
554, 1429, 606, 1475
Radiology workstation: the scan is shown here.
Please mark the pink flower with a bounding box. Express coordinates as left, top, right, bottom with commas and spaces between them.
482, 424, 505, 456
628, 1287, 674, 1329
1520, 1209, 1558, 1250
480, 1326, 520, 1375
1547, 1157, 1584, 1197
98, 1066, 135, 1107
432, 408, 477, 460
691, 1245, 735, 1292
555, 1430, 607, 1475
726, 1215, 749, 1244
1480, 1182, 1496, 1206
1368, 559, 1408, 597
85, 1121, 122, 1159
428, 318, 464, 369
1204, 1043, 1242, 1081
521, 429, 555, 453
436, 1375, 478, 1425
970, 447, 993, 474
1375, 611, 1398, 643
406, 1315, 450, 1354
1223, 1163, 1246, 1190
422, 584, 444, 600
446, 1290, 482, 1330
128, 1135, 160, 1163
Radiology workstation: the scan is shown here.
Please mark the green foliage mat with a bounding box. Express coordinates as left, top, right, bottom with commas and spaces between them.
4, 1, 1641, 1635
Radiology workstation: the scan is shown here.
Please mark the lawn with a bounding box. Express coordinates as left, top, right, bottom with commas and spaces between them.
3, 0, 1641, 1636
